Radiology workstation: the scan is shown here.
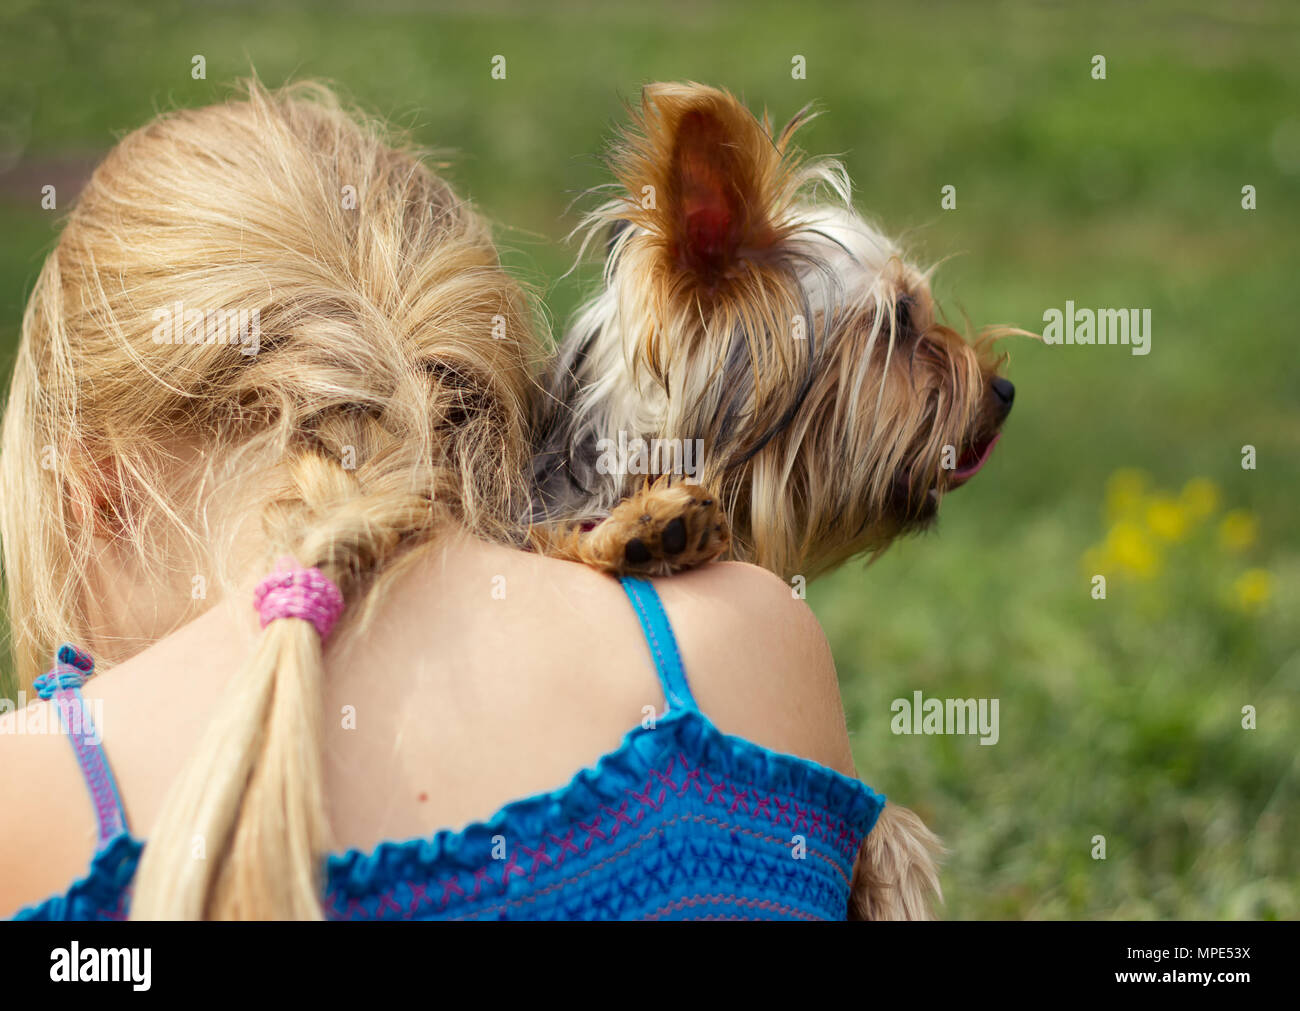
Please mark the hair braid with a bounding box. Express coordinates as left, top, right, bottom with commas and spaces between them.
0, 77, 541, 919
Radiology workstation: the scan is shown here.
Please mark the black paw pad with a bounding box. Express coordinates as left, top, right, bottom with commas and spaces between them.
661, 517, 687, 555
625, 538, 651, 565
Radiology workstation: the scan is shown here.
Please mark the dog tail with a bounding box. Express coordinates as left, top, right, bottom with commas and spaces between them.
848, 802, 945, 920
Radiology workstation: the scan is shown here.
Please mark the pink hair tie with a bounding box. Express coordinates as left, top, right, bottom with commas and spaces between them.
253, 559, 345, 642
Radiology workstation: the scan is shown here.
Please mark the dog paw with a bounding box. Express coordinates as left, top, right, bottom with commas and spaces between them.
586, 476, 730, 576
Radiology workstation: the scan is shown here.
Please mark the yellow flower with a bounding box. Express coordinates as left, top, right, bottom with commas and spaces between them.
1105, 468, 1149, 523
1230, 568, 1272, 612
1179, 478, 1220, 522
1145, 496, 1189, 542
1105, 519, 1159, 579
1218, 510, 1258, 552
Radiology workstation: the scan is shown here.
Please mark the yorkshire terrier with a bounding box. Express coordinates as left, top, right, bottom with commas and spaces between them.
528, 83, 1018, 920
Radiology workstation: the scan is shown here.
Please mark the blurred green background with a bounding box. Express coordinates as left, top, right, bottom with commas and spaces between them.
1, 0, 1296, 919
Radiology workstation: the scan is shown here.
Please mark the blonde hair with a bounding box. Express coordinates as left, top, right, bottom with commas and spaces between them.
0, 79, 540, 918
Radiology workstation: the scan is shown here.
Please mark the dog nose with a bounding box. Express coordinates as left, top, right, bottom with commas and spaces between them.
990, 376, 1015, 417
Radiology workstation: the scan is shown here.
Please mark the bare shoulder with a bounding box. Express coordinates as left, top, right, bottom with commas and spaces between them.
0, 698, 101, 917
648, 561, 858, 778
0, 613, 232, 918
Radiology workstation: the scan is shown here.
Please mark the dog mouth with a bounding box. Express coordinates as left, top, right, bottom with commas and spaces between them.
892, 429, 1004, 525
948, 432, 1001, 489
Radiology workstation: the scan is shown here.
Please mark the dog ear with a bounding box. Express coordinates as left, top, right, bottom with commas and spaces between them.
607, 83, 793, 282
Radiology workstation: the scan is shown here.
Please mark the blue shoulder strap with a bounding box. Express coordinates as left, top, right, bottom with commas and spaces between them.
32, 644, 129, 849
618, 576, 697, 713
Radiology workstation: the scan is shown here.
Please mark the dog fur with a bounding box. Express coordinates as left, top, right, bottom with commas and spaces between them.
530, 83, 1019, 919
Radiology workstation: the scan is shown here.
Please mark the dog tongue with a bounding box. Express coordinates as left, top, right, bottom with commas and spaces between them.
953, 433, 1001, 482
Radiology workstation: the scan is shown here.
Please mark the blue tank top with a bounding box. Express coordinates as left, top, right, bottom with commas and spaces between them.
13, 577, 884, 920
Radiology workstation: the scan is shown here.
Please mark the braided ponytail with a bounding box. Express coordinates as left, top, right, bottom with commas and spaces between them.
133, 452, 437, 919
1, 79, 539, 918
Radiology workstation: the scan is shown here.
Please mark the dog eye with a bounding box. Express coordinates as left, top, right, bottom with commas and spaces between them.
893, 294, 915, 337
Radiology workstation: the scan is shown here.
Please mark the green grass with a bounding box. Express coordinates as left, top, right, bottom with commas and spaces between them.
1, 0, 1296, 918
